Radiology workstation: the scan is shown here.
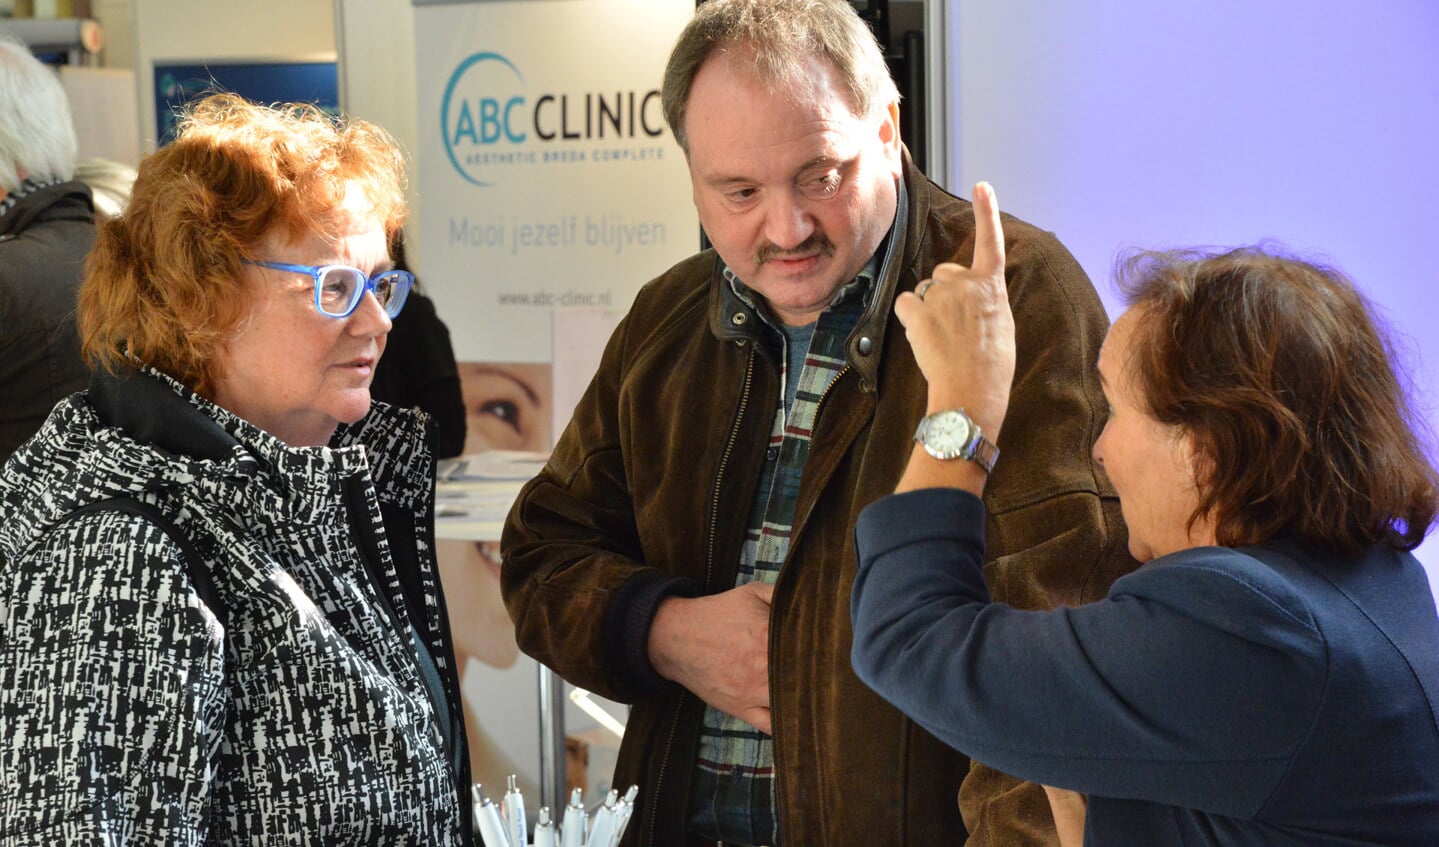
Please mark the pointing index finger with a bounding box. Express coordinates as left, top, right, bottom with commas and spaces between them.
971, 181, 1005, 277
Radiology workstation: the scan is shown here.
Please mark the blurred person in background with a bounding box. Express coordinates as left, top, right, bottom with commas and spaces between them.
369, 232, 467, 459
0, 34, 94, 462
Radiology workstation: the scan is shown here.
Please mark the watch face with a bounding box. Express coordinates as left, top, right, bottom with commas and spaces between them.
923, 410, 975, 458
916, 408, 998, 471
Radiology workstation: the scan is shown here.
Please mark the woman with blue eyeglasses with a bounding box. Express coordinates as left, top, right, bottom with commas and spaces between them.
0, 94, 477, 845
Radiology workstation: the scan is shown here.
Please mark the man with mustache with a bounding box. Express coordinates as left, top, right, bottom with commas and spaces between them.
501, 1, 1136, 844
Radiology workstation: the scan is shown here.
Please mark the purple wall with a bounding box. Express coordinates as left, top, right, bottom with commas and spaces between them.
949, 0, 1438, 592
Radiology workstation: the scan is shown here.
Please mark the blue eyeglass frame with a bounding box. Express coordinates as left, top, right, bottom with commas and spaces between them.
244, 260, 414, 318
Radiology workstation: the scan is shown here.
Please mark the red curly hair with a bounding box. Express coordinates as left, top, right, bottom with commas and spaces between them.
78, 93, 407, 396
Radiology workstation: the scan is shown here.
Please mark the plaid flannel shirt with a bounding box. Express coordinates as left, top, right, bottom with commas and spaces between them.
687, 248, 885, 846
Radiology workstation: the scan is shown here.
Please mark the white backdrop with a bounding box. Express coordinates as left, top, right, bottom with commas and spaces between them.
948, 0, 1439, 590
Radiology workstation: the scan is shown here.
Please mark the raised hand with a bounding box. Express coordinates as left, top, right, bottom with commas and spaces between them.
893, 181, 1016, 444
648, 581, 775, 734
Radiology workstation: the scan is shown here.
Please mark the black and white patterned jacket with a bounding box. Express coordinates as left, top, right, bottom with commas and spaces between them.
0, 368, 475, 845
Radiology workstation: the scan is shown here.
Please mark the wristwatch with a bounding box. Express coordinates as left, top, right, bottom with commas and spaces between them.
913, 408, 1000, 474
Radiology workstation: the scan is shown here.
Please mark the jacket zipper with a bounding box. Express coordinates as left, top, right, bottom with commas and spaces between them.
645, 344, 755, 847
769, 362, 849, 845
345, 477, 411, 643
786, 364, 850, 538
346, 481, 470, 844
345, 479, 450, 753
706, 347, 755, 590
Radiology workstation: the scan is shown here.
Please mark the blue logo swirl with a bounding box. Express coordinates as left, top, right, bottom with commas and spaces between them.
441, 52, 526, 187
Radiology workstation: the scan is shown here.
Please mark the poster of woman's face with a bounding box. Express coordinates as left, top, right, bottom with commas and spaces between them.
436, 361, 554, 793
458, 361, 553, 453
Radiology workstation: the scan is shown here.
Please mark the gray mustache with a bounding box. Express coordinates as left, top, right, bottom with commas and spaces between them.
755, 232, 836, 265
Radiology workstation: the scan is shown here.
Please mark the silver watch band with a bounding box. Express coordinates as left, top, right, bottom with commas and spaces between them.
913, 409, 1001, 474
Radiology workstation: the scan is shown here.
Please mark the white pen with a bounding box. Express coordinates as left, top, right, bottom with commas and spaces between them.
472, 784, 485, 837
607, 784, 640, 847
585, 789, 620, 847
532, 806, 557, 847
473, 785, 512, 847
560, 787, 585, 847
501, 774, 527, 847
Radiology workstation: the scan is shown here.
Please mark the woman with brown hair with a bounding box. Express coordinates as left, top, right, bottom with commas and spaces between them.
0, 94, 474, 845
851, 184, 1439, 846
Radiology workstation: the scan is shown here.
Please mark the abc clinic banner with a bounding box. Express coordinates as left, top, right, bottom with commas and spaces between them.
414, 0, 697, 366
411, 0, 696, 800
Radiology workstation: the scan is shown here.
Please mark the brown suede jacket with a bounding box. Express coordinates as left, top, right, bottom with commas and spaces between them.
502, 156, 1138, 847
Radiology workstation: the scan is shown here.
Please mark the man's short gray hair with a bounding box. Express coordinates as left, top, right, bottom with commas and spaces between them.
0, 35, 78, 193
662, 0, 900, 153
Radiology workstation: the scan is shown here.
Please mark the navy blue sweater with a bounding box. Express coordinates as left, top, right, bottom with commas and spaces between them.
851, 489, 1439, 846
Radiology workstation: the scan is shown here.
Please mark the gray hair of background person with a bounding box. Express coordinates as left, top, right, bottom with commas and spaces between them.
661, 0, 900, 152
0, 34, 77, 193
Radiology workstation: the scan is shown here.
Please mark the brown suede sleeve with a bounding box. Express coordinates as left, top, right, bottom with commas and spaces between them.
960, 762, 1063, 847
953, 219, 1138, 845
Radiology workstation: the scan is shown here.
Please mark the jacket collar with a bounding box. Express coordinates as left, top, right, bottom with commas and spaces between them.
708, 149, 923, 392
89, 366, 239, 462
0, 366, 430, 563
0, 180, 94, 239
88, 365, 433, 516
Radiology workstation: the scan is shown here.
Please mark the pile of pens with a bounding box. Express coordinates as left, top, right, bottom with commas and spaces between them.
472, 775, 640, 847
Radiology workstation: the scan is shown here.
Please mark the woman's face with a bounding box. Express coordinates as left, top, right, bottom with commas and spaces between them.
1093, 308, 1214, 561
458, 362, 551, 454
210, 184, 392, 447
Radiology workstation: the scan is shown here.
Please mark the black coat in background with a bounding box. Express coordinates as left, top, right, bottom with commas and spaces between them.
371, 289, 467, 459
0, 180, 95, 462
